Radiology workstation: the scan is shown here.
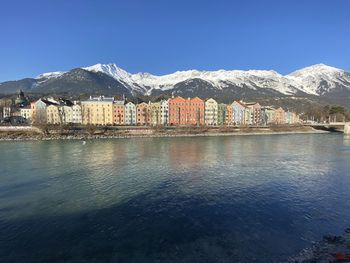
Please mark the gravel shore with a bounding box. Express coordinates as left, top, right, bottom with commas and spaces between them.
0, 127, 328, 141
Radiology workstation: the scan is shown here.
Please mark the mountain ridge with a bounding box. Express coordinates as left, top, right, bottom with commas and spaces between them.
1, 63, 350, 100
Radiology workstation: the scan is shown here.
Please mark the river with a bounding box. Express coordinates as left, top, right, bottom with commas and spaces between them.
1, 134, 350, 262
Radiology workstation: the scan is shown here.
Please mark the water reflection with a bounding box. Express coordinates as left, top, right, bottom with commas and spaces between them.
343, 134, 350, 146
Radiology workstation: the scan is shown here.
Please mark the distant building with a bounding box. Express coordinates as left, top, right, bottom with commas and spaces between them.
187, 97, 205, 125
20, 107, 32, 121
274, 107, 285, 124
46, 105, 68, 124
21, 94, 300, 127
160, 99, 169, 125
31, 99, 58, 124
285, 111, 299, 124
61, 106, 74, 124
245, 102, 262, 125
0, 98, 13, 119
136, 102, 151, 125
113, 100, 125, 125
45, 99, 75, 125
72, 103, 82, 124
3, 107, 11, 118
205, 98, 218, 126
261, 107, 276, 125
81, 96, 114, 125
226, 104, 233, 125
232, 101, 249, 125
125, 102, 136, 125
150, 102, 161, 126
46, 105, 61, 124
30, 102, 37, 123
217, 103, 227, 126
169, 96, 187, 125
168, 96, 205, 126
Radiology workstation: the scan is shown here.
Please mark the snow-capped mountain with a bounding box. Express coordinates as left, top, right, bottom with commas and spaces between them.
79, 63, 350, 97
286, 64, 350, 96
80, 63, 299, 95
1, 63, 349, 100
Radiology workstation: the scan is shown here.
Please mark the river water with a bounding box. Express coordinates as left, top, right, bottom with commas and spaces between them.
1, 134, 350, 262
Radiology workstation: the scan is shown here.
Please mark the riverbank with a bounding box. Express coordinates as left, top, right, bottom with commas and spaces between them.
0, 125, 329, 141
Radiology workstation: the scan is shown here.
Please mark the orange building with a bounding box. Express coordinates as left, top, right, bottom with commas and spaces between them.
136, 102, 151, 125
274, 107, 285, 124
226, 104, 233, 125
168, 96, 204, 125
169, 96, 187, 125
30, 101, 37, 123
187, 97, 205, 125
113, 101, 125, 125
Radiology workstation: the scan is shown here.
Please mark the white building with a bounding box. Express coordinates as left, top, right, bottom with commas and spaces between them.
160, 99, 169, 125
124, 102, 136, 125
205, 98, 218, 125
231, 101, 250, 125
3, 107, 11, 118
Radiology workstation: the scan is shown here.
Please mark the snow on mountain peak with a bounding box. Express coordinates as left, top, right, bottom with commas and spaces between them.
288, 63, 343, 77
36, 71, 65, 79
83, 63, 131, 80
286, 64, 347, 95
78, 63, 349, 96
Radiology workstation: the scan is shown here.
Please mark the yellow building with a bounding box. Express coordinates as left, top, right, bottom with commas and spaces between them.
150, 102, 161, 126
46, 105, 61, 124
62, 106, 73, 124
20, 107, 32, 121
72, 103, 82, 124
31, 99, 58, 124
81, 96, 114, 125
46, 105, 75, 125
205, 98, 218, 125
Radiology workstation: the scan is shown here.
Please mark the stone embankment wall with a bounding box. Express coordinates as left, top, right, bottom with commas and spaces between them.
0, 126, 42, 133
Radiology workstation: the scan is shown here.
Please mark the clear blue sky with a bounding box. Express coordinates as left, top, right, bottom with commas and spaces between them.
0, 0, 349, 82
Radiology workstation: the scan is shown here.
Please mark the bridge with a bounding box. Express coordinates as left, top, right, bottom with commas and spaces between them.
307, 122, 350, 134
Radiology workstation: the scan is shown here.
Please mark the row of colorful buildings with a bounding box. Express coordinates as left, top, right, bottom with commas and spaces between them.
18, 95, 300, 126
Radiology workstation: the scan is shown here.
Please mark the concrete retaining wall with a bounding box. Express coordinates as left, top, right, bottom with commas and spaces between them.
0, 126, 41, 132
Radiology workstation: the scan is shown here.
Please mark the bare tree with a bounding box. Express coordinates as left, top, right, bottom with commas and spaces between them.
143, 107, 150, 126
154, 109, 160, 126
196, 108, 200, 127
118, 112, 122, 125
